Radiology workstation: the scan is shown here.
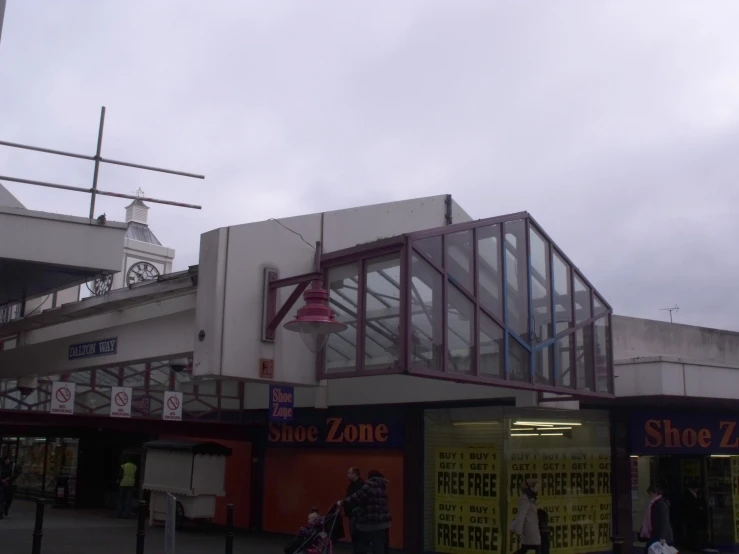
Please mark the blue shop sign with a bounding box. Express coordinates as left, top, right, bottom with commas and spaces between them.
269, 385, 294, 422
68, 338, 118, 360
632, 411, 739, 454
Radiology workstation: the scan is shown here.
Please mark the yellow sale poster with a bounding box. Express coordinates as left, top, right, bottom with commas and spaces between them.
435, 447, 502, 554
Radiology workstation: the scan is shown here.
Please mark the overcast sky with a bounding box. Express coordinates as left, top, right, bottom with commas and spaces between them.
2, 1, 739, 330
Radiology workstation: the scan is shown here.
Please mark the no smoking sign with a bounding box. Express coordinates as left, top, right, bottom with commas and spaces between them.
110, 387, 133, 418
51, 382, 76, 415
163, 391, 183, 421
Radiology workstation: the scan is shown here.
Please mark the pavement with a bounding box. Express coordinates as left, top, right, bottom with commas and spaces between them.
1, 500, 350, 554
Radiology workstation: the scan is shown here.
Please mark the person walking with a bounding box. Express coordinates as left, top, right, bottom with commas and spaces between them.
0, 456, 19, 519
640, 486, 673, 554
340, 469, 392, 554
345, 467, 365, 548
116, 455, 137, 519
510, 479, 541, 554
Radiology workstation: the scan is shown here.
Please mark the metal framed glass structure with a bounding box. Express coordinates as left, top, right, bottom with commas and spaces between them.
318, 211, 613, 397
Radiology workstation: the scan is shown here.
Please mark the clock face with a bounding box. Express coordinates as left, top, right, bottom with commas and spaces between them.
127, 261, 160, 285
87, 274, 113, 296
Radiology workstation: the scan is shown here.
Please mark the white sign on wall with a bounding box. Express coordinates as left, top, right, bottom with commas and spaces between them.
110, 386, 133, 418
163, 391, 183, 421
50, 382, 76, 415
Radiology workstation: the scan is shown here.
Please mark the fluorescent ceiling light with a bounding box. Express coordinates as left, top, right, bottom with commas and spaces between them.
512, 427, 535, 431
514, 421, 582, 427
511, 433, 539, 437
711, 455, 731, 458
630, 455, 639, 458
540, 432, 564, 436
452, 421, 500, 426
537, 426, 572, 431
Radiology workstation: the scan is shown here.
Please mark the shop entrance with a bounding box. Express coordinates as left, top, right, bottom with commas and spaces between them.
633, 455, 733, 551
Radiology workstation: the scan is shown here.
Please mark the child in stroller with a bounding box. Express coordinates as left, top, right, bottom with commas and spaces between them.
284, 505, 344, 554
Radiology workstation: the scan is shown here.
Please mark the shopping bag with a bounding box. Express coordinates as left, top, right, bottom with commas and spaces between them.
663, 546, 678, 554
648, 542, 664, 554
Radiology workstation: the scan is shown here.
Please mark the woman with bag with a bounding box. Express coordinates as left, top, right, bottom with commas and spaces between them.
509, 479, 541, 554
640, 486, 674, 554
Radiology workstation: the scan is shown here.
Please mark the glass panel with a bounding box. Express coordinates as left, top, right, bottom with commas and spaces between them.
552, 252, 573, 332
477, 224, 503, 321
594, 316, 611, 393
123, 365, 146, 388
594, 294, 607, 316
575, 325, 595, 391
96, 369, 120, 387
414, 236, 443, 268
68, 371, 93, 385
574, 274, 591, 323
535, 344, 553, 385
529, 227, 551, 343
197, 379, 217, 395
557, 334, 574, 387
447, 284, 474, 373
504, 220, 529, 340
446, 230, 473, 293
508, 336, 530, 382
148, 367, 171, 389
220, 380, 239, 397
410, 254, 443, 371
479, 313, 504, 378
365, 255, 401, 370
325, 264, 359, 372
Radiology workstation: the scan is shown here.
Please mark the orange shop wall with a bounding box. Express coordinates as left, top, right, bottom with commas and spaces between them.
161, 436, 252, 529
262, 448, 404, 549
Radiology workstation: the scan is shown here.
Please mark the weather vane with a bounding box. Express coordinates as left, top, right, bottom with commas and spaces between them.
134, 187, 145, 198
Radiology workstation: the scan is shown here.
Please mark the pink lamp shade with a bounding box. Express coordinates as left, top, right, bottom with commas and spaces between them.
284, 281, 347, 353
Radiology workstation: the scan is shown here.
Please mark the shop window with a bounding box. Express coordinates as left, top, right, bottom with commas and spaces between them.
325, 263, 359, 372
478, 224, 503, 322
410, 254, 443, 371
446, 230, 473, 294
529, 226, 552, 344
446, 284, 474, 373
424, 406, 612, 554
504, 220, 529, 340
364, 255, 401, 370
575, 325, 595, 391
594, 316, 611, 393
508, 336, 530, 382
479, 312, 504, 378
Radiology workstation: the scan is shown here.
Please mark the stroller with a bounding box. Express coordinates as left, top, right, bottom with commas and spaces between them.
289, 502, 345, 554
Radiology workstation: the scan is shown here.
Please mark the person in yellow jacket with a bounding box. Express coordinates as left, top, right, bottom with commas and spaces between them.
116, 456, 137, 519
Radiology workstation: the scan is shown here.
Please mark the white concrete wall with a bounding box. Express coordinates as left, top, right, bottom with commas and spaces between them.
615, 357, 739, 399
193, 195, 466, 382
614, 315, 739, 364
0, 295, 195, 378
0, 209, 125, 271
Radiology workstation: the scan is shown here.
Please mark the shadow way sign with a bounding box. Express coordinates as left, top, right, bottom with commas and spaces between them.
50, 382, 76, 415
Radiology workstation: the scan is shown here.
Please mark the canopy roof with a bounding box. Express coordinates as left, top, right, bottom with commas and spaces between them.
317, 211, 613, 398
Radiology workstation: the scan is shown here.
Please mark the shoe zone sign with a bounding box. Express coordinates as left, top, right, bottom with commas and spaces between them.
269, 385, 294, 422
68, 338, 118, 360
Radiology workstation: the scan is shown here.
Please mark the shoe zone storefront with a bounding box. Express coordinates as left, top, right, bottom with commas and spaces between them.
629, 411, 739, 552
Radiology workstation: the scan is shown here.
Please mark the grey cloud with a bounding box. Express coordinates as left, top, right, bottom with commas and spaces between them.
2, 1, 739, 329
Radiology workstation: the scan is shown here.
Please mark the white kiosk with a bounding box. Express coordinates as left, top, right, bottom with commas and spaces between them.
142, 440, 232, 528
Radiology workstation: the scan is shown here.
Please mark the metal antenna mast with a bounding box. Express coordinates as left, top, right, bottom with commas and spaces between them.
0, 106, 204, 218
660, 305, 680, 323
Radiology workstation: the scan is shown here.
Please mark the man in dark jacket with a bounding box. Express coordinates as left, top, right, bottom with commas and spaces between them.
345, 468, 364, 545
341, 470, 392, 554
0, 457, 19, 519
